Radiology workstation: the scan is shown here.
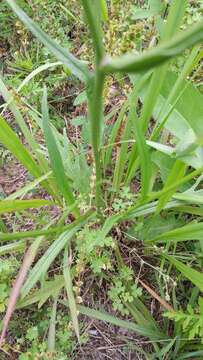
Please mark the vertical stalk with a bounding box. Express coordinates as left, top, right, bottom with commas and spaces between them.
81, 0, 105, 212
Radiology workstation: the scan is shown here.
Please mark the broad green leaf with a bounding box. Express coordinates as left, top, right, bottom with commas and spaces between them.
101, 19, 203, 74
42, 88, 79, 217
73, 91, 87, 106
149, 0, 162, 13
164, 255, 203, 292
150, 221, 203, 243
0, 199, 52, 215
140, 0, 186, 133
63, 248, 80, 342
173, 191, 203, 205
6, 0, 90, 82
126, 0, 186, 183
0, 115, 55, 197
151, 46, 200, 140
160, 72, 203, 138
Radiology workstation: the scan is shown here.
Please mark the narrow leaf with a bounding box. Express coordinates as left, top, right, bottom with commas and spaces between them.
151, 221, 203, 243
0, 115, 42, 179
164, 255, 203, 292
6, 0, 90, 82
0, 199, 52, 214
42, 88, 79, 217
101, 20, 203, 74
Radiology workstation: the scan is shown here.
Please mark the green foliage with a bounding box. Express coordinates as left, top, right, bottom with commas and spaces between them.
108, 266, 142, 316
76, 226, 114, 274
1, 0, 203, 358
0, 260, 14, 313
165, 297, 203, 343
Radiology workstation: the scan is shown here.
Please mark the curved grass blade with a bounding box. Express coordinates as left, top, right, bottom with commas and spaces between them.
42, 88, 79, 217
163, 255, 203, 292
6, 0, 90, 82
7, 172, 52, 200
101, 19, 203, 74
17, 62, 62, 93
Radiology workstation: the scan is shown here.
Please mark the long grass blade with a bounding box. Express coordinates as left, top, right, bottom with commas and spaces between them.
164, 255, 203, 292
0, 199, 52, 215
156, 160, 186, 213
42, 88, 79, 217
6, 0, 90, 82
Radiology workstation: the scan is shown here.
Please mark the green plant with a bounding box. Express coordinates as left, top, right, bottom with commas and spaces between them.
108, 266, 142, 316
1, 0, 203, 358
165, 297, 203, 343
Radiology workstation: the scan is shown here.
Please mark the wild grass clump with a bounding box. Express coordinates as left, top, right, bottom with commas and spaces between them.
0, 0, 203, 358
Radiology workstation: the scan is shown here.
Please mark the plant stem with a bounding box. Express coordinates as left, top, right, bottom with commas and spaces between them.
88, 71, 105, 212
81, 0, 106, 213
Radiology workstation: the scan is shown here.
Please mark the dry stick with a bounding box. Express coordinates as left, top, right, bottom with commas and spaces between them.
138, 279, 174, 312
0, 241, 40, 347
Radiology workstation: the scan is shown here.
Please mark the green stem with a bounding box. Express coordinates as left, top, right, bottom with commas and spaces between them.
81, 0, 105, 65
88, 71, 105, 212
81, 0, 106, 213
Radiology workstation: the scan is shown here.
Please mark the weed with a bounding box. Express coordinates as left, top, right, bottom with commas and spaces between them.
0, 0, 203, 359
